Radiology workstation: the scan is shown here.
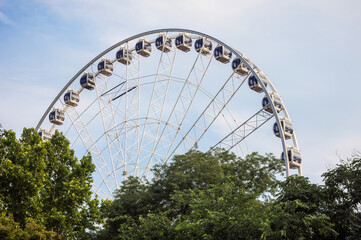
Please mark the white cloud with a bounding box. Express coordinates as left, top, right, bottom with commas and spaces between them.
34, 0, 263, 46
0, 10, 14, 26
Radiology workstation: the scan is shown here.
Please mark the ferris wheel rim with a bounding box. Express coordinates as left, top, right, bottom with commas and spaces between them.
36, 28, 249, 131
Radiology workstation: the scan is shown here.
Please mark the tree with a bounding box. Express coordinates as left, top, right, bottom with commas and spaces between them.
148, 149, 284, 214
149, 150, 225, 213
217, 150, 284, 197
0, 212, 55, 240
0, 128, 47, 227
111, 182, 270, 240
267, 176, 338, 240
322, 154, 361, 239
41, 130, 102, 238
169, 182, 270, 240
100, 149, 361, 239
0, 128, 102, 239
99, 149, 285, 239
98, 176, 152, 239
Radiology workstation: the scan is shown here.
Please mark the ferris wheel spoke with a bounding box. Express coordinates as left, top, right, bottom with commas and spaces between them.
190, 73, 250, 143
197, 85, 242, 132
61, 101, 114, 197
92, 183, 111, 199
123, 45, 141, 176
93, 117, 181, 167
166, 70, 250, 162
183, 81, 251, 157
219, 108, 247, 157
137, 34, 178, 177
198, 84, 242, 131
94, 71, 123, 190
149, 50, 214, 167
211, 108, 273, 151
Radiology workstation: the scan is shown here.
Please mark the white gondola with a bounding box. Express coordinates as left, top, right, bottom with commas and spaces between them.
49, 109, 65, 125
156, 34, 172, 53
38, 129, 52, 141
64, 90, 80, 107
214, 45, 232, 63
135, 39, 152, 57
262, 93, 282, 113
232, 57, 249, 75
248, 74, 268, 93
175, 33, 192, 52
273, 118, 294, 139
80, 73, 95, 90
281, 147, 302, 169
98, 58, 114, 76
116, 48, 132, 65
194, 37, 212, 55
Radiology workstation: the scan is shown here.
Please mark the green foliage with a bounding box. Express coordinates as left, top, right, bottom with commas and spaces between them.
41, 131, 101, 238
322, 154, 361, 239
99, 150, 361, 240
0, 128, 102, 239
0, 128, 46, 226
100, 149, 286, 239
99, 177, 152, 239
117, 214, 174, 240
267, 176, 338, 239
3, 127, 360, 239
169, 182, 270, 239
217, 150, 284, 197
0, 212, 56, 240
111, 178, 337, 240
112, 182, 270, 240
149, 150, 225, 213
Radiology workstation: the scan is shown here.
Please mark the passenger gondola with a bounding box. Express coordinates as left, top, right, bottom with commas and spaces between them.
175, 33, 192, 52
38, 129, 52, 141
98, 58, 114, 76
232, 57, 249, 75
64, 90, 80, 107
80, 73, 95, 90
135, 38, 152, 57
214, 45, 232, 63
281, 147, 302, 168
248, 73, 268, 93
262, 93, 283, 113
116, 48, 132, 65
273, 118, 294, 139
156, 34, 172, 52
49, 109, 65, 125
194, 37, 212, 55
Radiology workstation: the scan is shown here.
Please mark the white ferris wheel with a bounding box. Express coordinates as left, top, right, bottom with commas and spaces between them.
35, 29, 302, 199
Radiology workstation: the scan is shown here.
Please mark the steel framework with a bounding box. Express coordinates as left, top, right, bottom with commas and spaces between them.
36, 29, 302, 199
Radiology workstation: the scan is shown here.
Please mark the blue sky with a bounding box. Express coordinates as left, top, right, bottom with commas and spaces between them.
1, 0, 361, 184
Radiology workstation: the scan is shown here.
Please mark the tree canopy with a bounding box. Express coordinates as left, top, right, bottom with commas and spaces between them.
98, 149, 361, 240
0, 128, 102, 239
1, 127, 360, 239
322, 154, 361, 239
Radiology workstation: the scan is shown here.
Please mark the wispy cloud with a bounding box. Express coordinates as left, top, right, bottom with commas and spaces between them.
0, 10, 14, 26
35, 0, 262, 46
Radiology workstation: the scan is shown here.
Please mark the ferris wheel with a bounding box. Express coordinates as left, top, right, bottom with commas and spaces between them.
35, 29, 302, 199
